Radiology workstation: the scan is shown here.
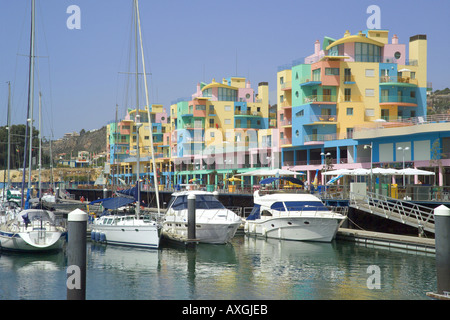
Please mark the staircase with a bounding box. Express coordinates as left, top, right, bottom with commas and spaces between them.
349, 192, 435, 234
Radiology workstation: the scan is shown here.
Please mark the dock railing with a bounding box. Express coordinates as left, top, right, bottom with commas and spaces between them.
349, 191, 435, 234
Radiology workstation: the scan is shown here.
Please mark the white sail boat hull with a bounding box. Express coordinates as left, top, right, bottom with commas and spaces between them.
0, 230, 66, 252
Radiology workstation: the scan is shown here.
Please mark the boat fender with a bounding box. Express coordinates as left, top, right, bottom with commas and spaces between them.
100, 233, 106, 243
91, 231, 97, 241
94, 232, 101, 242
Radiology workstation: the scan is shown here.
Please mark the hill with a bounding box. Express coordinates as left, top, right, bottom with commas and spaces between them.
44, 126, 107, 161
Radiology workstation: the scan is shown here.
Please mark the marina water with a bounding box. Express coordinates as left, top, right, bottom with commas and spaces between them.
0, 235, 436, 300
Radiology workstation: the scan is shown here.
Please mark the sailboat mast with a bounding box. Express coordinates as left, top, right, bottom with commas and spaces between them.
38, 92, 42, 201
21, 0, 35, 208
134, 0, 141, 218
7, 81, 11, 189
135, 0, 161, 216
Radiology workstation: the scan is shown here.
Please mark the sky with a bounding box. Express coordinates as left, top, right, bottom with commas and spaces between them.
0, 0, 449, 140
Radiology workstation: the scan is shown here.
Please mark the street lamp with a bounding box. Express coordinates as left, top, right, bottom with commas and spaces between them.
397, 146, 410, 186
364, 143, 373, 192
320, 152, 331, 185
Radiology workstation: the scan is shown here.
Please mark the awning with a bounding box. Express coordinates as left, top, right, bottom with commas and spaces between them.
89, 197, 134, 210
259, 177, 304, 185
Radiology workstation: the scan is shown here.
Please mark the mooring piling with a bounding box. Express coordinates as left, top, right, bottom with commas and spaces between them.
66, 208, 87, 300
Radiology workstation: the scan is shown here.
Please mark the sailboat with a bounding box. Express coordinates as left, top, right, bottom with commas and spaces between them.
0, 0, 67, 252
90, 0, 161, 249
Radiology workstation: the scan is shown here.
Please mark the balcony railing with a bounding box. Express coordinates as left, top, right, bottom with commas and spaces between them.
279, 119, 292, 126
310, 115, 338, 122
280, 81, 292, 90
380, 76, 418, 85
303, 95, 337, 104
380, 95, 417, 105
280, 138, 292, 145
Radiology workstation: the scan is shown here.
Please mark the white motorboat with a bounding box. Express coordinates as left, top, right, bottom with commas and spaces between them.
90, 214, 160, 249
0, 209, 66, 252
162, 190, 242, 244
245, 190, 346, 242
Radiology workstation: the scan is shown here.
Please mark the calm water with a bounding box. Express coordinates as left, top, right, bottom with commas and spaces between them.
0, 236, 436, 300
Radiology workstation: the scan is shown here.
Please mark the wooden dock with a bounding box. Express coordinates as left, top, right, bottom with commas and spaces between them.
337, 228, 435, 253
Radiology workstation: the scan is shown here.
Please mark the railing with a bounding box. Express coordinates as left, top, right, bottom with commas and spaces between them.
310, 115, 337, 122
380, 95, 417, 104
280, 138, 292, 145
303, 95, 337, 104
380, 76, 418, 85
280, 81, 292, 90
349, 191, 435, 233
353, 114, 450, 133
279, 119, 292, 126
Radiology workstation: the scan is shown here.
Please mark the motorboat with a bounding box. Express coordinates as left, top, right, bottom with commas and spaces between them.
245, 190, 346, 242
90, 213, 160, 249
0, 209, 67, 252
162, 190, 242, 244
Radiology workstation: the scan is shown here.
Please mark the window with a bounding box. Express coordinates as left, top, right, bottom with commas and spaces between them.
280, 77, 284, 84
355, 42, 381, 62
325, 68, 339, 76
344, 88, 351, 102
365, 89, 375, 97
312, 69, 321, 81
410, 72, 416, 80
225, 119, 231, 125
280, 95, 284, 103
346, 128, 354, 139
295, 110, 304, 117
224, 105, 231, 111
195, 105, 206, 110
365, 109, 375, 117
410, 91, 416, 98
365, 69, 375, 77
347, 108, 353, 115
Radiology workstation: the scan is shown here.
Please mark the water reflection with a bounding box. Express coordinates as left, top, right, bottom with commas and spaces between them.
0, 236, 436, 300
0, 250, 65, 299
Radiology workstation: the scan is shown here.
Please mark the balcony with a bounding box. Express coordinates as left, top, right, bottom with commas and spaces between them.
280, 138, 292, 146
280, 81, 292, 91
380, 95, 417, 106
299, 78, 322, 87
309, 115, 338, 123
279, 119, 292, 127
302, 95, 336, 105
380, 76, 418, 87
344, 75, 355, 84
234, 110, 262, 117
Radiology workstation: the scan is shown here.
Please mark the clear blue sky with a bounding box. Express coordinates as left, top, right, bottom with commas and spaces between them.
1, 0, 449, 140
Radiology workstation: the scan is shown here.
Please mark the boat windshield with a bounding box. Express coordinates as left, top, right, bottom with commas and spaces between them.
170, 194, 225, 210
270, 201, 329, 211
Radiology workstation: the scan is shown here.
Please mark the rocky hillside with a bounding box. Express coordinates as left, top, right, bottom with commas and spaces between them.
43, 126, 107, 160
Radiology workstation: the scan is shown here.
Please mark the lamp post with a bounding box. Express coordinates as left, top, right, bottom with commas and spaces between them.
364, 143, 373, 192
397, 146, 410, 187
320, 152, 331, 185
